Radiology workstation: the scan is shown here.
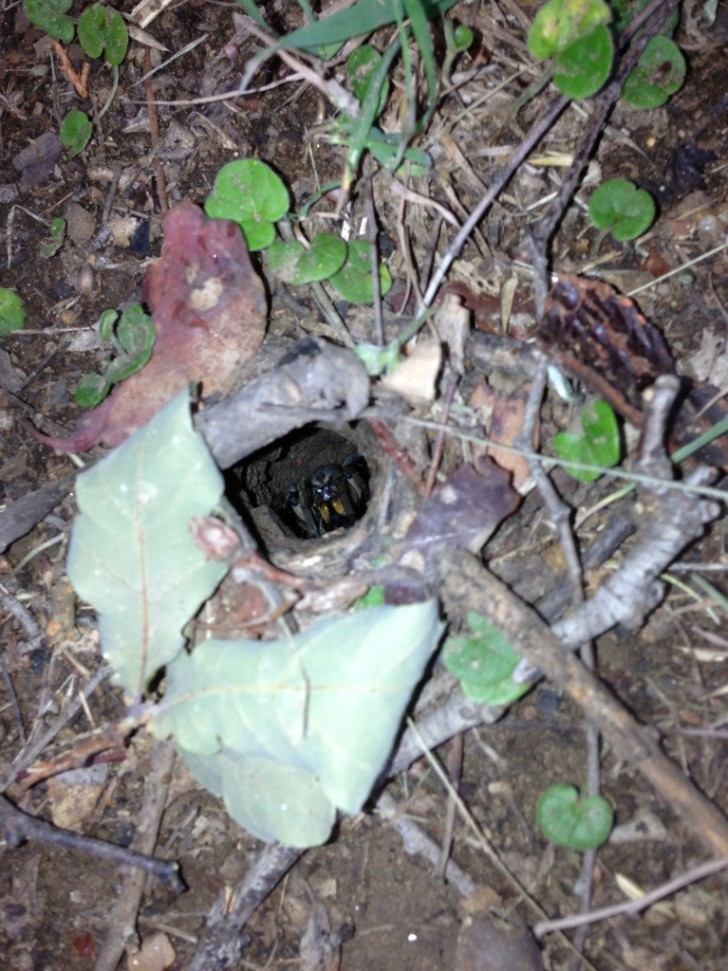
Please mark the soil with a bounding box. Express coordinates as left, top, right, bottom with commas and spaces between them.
1, 2, 727, 971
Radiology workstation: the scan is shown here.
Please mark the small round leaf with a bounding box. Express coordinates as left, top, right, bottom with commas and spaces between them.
329, 240, 392, 304
588, 178, 656, 241
553, 398, 621, 482
0, 289, 26, 336
267, 234, 347, 285
60, 111, 93, 158
537, 785, 613, 850
74, 372, 111, 408
204, 160, 289, 251
621, 36, 686, 109
22, 0, 74, 44
553, 25, 613, 100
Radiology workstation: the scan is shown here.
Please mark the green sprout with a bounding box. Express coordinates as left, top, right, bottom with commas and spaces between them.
537, 785, 613, 850
442, 611, 530, 707
22, 0, 74, 43
59, 111, 93, 158
204, 160, 289, 251
40, 218, 67, 258
0, 289, 26, 336
205, 159, 392, 306
588, 178, 656, 241
552, 399, 621, 482
75, 303, 155, 407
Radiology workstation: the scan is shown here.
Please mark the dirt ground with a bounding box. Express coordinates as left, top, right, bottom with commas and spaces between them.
1, 1, 727, 970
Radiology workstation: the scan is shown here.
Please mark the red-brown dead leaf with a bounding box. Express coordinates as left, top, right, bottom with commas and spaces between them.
30, 202, 266, 452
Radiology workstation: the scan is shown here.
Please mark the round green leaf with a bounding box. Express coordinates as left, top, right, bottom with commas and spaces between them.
102, 9, 128, 65
22, 0, 74, 44
553, 24, 613, 99
588, 178, 655, 241
329, 240, 392, 304
204, 160, 289, 251
0, 288, 26, 335
537, 785, 613, 850
553, 398, 620, 482
97, 309, 119, 341
77, 4, 105, 58
452, 24, 474, 53
443, 611, 530, 707
267, 234, 347, 285
621, 36, 686, 109
78, 4, 128, 63
528, 0, 612, 60
60, 111, 93, 158
74, 372, 111, 408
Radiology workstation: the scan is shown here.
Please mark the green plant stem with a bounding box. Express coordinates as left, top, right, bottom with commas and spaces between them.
97, 64, 119, 121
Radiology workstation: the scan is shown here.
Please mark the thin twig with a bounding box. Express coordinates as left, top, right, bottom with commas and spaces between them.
534, 856, 728, 938
0, 792, 183, 893
0, 665, 112, 793
144, 47, 168, 213
93, 740, 178, 971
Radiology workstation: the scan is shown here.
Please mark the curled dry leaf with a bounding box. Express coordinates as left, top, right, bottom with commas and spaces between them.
401, 460, 520, 561
30, 202, 266, 452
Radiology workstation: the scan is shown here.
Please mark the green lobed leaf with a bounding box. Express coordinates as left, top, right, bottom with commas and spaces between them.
22, 0, 74, 43
78, 4, 129, 65
204, 160, 289, 251
40, 217, 67, 258
60, 111, 93, 158
553, 399, 621, 482
152, 599, 444, 847
537, 785, 613, 850
443, 611, 530, 706
329, 240, 392, 304
74, 372, 111, 408
588, 178, 655, 240
67, 392, 227, 700
621, 36, 686, 109
77, 4, 105, 58
267, 234, 347, 285
0, 288, 26, 335
104, 303, 155, 382
552, 24, 613, 100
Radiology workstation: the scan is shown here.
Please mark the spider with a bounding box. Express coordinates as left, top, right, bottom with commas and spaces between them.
270, 453, 369, 539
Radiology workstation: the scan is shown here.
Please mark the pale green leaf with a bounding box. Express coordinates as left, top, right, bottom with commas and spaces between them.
153, 599, 443, 846
67, 392, 227, 699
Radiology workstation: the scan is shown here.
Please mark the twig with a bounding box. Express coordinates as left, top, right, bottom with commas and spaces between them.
0, 582, 42, 653
0, 792, 183, 893
534, 856, 728, 938
188, 843, 303, 971
378, 790, 475, 896
143, 47, 168, 213
52, 41, 90, 98
422, 374, 458, 499
1, 665, 112, 793
433, 732, 463, 881
422, 93, 568, 308
93, 740, 178, 971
